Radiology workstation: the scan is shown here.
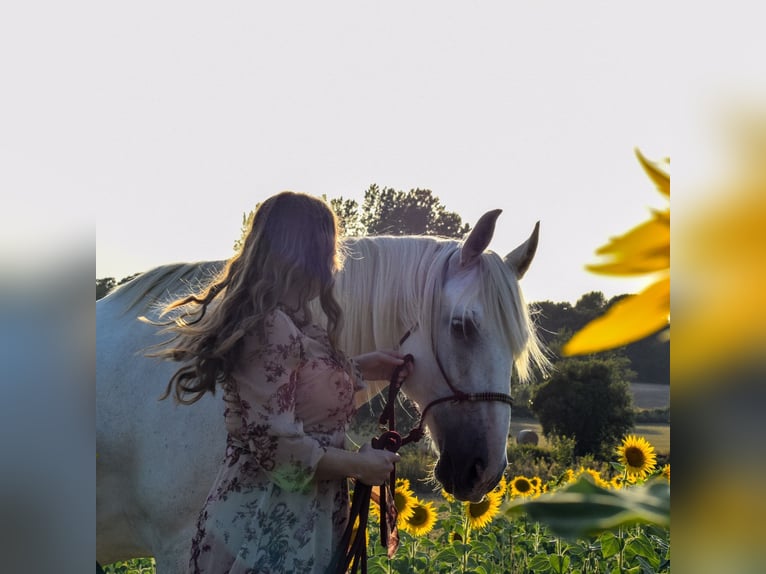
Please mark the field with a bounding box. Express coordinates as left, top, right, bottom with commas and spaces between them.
510, 382, 671, 454
102, 383, 671, 573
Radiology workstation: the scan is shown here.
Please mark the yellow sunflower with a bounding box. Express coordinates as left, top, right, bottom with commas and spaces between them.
440, 489, 456, 503
449, 531, 468, 544
610, 475, 626, 490
581, 468, 609, 489
661, 463, 670, 482
464, 491, 503, 530
491, 476, 508, 498
561, 469, 576, 485
394, 480, 416, 524
400, 499, 437, 537
563, 148, 670, 356
509, 475, 536, 498
616, 435, 658, 479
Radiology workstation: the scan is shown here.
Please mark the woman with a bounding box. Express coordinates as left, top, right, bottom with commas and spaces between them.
149, 191, 409, 573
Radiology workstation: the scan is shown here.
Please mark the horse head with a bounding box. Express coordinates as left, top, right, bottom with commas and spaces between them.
399, 210, 542, 502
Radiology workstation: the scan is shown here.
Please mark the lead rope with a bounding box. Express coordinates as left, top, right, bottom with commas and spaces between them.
328, 353, 415, 574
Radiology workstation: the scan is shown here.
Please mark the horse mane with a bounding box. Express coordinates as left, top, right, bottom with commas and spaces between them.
102, 260, 225, 318
104, 236, 548, 382
331, 235, 548, 384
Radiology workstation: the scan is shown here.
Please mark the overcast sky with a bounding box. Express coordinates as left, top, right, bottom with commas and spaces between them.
3, 2, 762, 304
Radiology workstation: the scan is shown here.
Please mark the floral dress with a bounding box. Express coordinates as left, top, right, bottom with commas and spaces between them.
189, 309, 363, 574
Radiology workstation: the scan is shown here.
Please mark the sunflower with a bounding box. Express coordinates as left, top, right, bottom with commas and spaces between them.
610, 475, 627, 490
560, 469, 576, 485
563, 148, 670, 356
464, 491, 502, 530
616, 435, 657, 479
491, 476, 508, 498
400, 499, 437, 537
393, 480, 416, 524
581, 468, 609, 488
440, 489, 456, 503
509, 475, 536, 498
449, 531, 468, 544
661, 463, 670, 482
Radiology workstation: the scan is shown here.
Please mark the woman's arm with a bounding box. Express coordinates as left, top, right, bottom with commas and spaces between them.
315, 443, 400, 485
352, 350, 413, 382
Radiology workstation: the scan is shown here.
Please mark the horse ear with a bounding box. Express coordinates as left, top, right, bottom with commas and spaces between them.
504, 221, 540, 279
460, 209, 502, 268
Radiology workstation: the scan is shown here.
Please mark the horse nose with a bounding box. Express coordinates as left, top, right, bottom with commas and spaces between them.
436, 449, 487, 500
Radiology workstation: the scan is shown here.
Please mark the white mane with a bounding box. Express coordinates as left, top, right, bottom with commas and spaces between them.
331, 235, 547, 383
105, 235, 547, 383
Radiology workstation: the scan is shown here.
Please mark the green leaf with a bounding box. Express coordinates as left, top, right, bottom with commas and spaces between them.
433, 547, 460, 564
625, 536, 659, 568
599, 532, 621, 559
529, 553, 553, 572
549, 554, 571, 573
503, 476, 670, 539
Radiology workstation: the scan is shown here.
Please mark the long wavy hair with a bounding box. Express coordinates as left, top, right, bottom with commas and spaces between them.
148, 191, 346, 405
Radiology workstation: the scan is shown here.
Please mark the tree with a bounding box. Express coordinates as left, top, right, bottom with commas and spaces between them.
96, 273, 142, 301
233, 185, 471, 254
359, 185, 470, 238
531, 358, 635, 458
97, 278, 116, 300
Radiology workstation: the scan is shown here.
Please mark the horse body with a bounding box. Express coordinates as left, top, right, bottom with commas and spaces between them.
96, 210, 547, 572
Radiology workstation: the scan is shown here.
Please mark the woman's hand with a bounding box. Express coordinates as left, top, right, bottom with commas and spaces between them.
353, 350, 414, 382
354, 443, 400, 486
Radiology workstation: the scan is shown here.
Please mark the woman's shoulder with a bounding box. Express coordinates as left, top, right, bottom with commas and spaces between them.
265, 308, 305, 338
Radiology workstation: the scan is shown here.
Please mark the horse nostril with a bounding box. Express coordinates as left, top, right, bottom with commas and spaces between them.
469, 457, 485, 483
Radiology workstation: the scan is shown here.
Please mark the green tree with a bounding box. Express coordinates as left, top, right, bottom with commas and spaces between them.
97, 277, 116, 300
531, 358, 636, 458
96, 273, 141, 300
359, 185, 469, 238
234, 185, 470, 254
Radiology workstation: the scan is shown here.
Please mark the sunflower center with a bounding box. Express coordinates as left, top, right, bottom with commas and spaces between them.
394, 492, 408, 513
625, 446, 646, 468
468, 498, 490, 518
515, 479, 531, 493
408, 506, 428, 527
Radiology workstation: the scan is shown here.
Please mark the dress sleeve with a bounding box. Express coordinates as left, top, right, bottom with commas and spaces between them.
348, 357, 366, 392
233, 310, 325, 493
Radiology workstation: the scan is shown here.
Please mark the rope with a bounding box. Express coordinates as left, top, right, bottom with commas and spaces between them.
327, 354, 415, 574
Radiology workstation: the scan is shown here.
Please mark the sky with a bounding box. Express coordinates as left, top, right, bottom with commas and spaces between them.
3, 1, 759, 305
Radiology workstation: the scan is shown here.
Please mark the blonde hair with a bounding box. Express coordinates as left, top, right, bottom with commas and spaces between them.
148, 191, 345, 404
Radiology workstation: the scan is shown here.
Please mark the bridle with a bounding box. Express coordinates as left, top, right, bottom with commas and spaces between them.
331, 321, 514, 573
376, 324, 515, 449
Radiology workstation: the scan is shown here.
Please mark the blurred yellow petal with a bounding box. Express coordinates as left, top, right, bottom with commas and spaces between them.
635, 147, 670, 198
587, 213, 670, 276
563, 277, 669, 355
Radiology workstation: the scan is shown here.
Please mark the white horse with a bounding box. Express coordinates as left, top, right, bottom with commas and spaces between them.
96, 209, 548, 572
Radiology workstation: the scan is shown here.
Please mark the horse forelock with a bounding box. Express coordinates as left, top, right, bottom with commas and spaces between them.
333, 235, 458, 354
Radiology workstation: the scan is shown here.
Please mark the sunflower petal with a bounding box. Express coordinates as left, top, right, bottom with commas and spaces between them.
635, 147, 670, 197
587, 214, 670, 276
562, 277, 670, 355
